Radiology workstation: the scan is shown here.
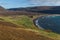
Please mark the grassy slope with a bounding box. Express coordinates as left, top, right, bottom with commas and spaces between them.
0, 25, 54, 40
0, 15, 37, 29
0, 15, 59, 40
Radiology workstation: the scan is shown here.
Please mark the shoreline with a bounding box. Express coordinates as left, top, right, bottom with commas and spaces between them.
33, 17, 44, 30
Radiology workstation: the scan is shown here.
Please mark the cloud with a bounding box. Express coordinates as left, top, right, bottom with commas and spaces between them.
29, 0, 59, 2
27, 0, 60, 6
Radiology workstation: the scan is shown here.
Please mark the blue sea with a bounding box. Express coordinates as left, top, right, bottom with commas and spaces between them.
36, 15, 60, 33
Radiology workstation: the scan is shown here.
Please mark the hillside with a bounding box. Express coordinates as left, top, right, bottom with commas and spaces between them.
0, 6, 6, 11
0, 6, 43, 15
0, 24, 54, 40
0, 6, 60, 16
0, 15, 59, 40
8, 6, 60, 14
0, 15, 54, 40
0, 6, 56, 15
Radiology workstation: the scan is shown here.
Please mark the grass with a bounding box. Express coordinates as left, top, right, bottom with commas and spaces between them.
0, 15, 37, 29
0, 25, 54, 40
0, 15, 60, 40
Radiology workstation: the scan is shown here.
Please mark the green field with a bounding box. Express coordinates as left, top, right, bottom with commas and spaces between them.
0, 15, 37, 29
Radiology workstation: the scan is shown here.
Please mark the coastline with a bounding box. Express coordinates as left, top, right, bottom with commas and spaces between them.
33, 17, 44, 30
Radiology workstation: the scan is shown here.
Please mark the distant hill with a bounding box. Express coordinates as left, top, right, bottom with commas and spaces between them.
0, 6, 60, 16
8, 6, 60, 14
0, 6, 6, 11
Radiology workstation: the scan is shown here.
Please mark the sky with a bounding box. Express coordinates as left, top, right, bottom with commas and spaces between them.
0, 0, 60, 9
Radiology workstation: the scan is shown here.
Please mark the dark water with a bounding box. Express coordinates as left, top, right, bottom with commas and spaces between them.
36, 15, 60, 33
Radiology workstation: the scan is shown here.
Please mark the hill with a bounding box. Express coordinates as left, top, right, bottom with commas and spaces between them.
0, 6, 43, 15
8, 6, 60, 14
0, 6, 59, 15
0, 6, 6, 11
0, 15, 60, 40
0, 20, 54, 40
0, 6, 60, 15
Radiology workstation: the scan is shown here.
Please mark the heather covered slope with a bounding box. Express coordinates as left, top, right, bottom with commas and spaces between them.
0, 24, 54, 40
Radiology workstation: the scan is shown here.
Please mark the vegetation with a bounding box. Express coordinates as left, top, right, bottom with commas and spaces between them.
0, 15, 59, 40
0, 15, 37, 29
0, 25, 54, 40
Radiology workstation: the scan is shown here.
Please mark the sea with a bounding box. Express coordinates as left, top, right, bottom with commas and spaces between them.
35, 15, 60, 33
